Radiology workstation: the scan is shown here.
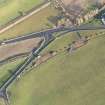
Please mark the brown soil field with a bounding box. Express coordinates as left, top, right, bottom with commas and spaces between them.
62, 0, 105, 10
61, 0, 105, 20
63, 0, 104, 7
0, 37, 43, 61
63, 0, 89, 7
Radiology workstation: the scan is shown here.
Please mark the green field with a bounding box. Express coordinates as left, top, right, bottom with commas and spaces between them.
0, 6, 58, 40
0, 1, 105, 104
0, 58, 25, 86
41, 32, 77, 54
0, 99, 5, 105
7, 30, 105, 105
0, 0, 44, 26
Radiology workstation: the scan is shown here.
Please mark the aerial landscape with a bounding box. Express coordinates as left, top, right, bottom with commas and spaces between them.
0, 0, 105, 105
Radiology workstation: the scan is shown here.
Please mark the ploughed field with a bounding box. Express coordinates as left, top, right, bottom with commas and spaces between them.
0, 37, 43, 61
0, 0, 105, 105
0, 4, 59, 105
62, 0, 104, 9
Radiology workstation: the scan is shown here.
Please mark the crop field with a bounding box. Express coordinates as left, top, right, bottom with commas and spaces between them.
6, 30, 105, 105
0, 99, 5, 105
0, 0, 44, 26
0, 0, 105, 105
0, 6, 58, 40
0, 57, 25, 86
0, 37, 43, 61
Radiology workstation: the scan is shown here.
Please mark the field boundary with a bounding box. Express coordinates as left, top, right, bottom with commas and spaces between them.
0, 1, 51, 34
0, 53, 28, 66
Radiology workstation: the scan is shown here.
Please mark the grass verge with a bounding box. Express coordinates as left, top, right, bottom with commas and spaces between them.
0, 58, 25, 86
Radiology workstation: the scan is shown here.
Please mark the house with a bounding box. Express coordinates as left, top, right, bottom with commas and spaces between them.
54, 0, 105, 25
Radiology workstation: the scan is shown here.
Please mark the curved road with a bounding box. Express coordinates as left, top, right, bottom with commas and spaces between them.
0, 24, 105, 100
2, 24, 105, 45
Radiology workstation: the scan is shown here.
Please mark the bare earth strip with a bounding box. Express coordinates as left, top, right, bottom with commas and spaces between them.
62, 0, 104, 7
0, 2, 50, 34
0, 37, 43, 61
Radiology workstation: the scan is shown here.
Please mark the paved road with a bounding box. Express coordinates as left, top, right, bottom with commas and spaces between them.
0, 24, 105, 68
0, 31, 54, 98
0, 39, 46, 91
2, 24, 105, 45
0, 24, 105, 100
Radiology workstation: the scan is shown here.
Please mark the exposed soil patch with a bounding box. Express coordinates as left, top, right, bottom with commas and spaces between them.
0, 37, 43, 61
62, 0, 104, 7
62, 0, 105, 16
31, 51, 57, 67
63, 0, 89, 8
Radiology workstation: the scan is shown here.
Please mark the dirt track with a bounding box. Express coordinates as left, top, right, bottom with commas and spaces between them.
0, 37, 43, 61
0, 2, 50, 34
